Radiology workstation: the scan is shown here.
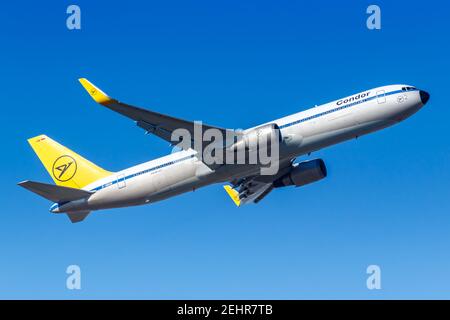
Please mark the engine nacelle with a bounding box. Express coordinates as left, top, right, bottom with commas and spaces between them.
229, 123, 281, 152
273, 159, 327, 188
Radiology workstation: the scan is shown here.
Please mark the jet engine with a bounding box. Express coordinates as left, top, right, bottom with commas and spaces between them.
273, 159, 327, 187
229, 123, 281, 152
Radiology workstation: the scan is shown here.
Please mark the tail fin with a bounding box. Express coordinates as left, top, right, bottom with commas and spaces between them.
27, 135, 112, 189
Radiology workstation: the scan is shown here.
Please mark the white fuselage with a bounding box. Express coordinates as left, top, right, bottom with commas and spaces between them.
52, 84, 427, 213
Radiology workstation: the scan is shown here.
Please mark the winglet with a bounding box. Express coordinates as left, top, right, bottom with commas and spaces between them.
223, 185, 241, 207
78, 78, 113, 105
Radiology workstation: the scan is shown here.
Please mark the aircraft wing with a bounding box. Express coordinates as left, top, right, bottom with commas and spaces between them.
224, 180, 274, 206
223, 159, 294, 206
78, 78, 237, 149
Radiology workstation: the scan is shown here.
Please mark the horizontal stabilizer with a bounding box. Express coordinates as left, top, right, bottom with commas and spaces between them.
18, 180, 93, 203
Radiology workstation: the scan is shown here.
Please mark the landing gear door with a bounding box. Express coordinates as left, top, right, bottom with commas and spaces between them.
376, 90, 386, 104
117, 174, 126, 189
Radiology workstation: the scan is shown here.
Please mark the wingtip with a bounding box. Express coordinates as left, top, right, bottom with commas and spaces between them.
78, 78, 112, 105
17, 180, 30, 186
223, 185, 241, 207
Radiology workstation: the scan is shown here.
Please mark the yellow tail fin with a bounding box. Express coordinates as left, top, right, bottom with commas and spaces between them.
28, 135, 112, 189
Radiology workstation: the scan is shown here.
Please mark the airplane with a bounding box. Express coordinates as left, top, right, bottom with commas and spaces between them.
18, 79, 430, 222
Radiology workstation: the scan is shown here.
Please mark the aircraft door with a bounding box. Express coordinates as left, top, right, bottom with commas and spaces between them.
376, 90, 386, 104
117, 174, 126, 189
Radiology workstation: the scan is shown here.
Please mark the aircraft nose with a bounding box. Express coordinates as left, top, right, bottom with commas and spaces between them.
419, 90, 430, 105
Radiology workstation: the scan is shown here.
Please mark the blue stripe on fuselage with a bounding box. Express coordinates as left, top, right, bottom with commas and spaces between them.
278, 89, 415, 129
89, 154, 196, 192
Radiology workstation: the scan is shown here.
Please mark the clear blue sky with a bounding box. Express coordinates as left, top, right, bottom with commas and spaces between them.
1, 0, 449, 299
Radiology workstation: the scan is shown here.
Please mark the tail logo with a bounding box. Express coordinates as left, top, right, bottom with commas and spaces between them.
52, 155, 77, 182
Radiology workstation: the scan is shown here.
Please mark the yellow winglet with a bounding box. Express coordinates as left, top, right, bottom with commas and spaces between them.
223, 185, 241, 207
78, 78, 113, 105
